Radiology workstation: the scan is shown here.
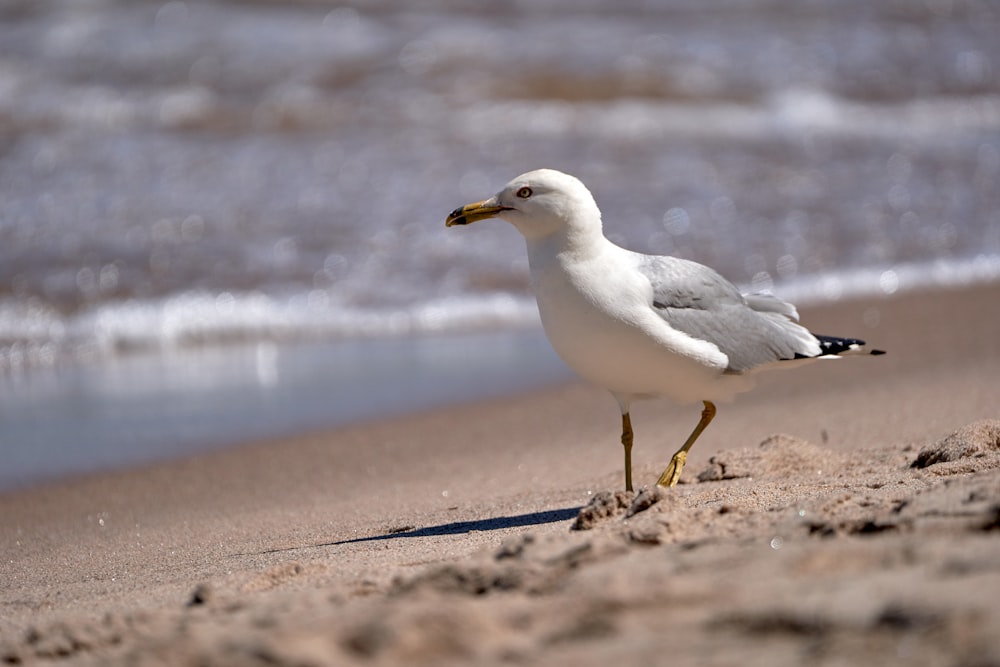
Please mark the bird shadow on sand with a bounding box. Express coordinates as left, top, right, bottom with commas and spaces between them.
334, 506, 582, 545
241, 507, 581, 556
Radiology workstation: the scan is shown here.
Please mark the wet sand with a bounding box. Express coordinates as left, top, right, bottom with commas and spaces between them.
2, 283, 999, 666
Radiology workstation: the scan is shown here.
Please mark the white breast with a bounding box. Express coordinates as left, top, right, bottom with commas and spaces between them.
527, 242, 751, 404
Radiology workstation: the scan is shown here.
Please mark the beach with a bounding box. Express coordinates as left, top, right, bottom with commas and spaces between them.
2, 282, 998, 666
3, 1, 999, 663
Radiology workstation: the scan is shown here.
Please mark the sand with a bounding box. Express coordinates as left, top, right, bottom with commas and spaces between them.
2, 283, 999, 666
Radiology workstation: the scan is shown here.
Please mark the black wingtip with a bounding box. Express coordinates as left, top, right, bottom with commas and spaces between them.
814, 334, 865, 356
806, 334, 887, 358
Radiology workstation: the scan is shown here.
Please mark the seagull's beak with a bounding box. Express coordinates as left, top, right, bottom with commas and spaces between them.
445, 197, 511, 227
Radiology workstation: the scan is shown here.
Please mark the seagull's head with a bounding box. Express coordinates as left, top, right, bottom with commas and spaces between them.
446, 169, 601, 240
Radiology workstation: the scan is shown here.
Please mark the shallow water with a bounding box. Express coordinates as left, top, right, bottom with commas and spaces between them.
0, 329, 572, 490
1, 0, 999, 487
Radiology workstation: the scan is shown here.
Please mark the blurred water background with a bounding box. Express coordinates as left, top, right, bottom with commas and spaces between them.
1, 0, 999, 488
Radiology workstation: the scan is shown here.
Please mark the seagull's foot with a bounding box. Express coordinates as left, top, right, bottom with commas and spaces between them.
656, 451, 687, 488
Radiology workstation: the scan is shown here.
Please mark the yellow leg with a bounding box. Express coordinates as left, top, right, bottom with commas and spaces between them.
621, 413, 634, 492
656, 401, 717, 488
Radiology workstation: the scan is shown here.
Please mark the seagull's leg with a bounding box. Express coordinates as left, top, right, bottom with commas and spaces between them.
656, 401, 716, 487
621, 412, 634, 492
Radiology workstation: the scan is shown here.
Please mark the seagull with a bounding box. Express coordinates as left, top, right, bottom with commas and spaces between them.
445, 169, 885, 492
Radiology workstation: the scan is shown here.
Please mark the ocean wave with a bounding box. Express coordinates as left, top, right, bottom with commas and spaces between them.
2, 256, 998, 375
763, 254, 1000, 305
457, 92, 1000, 145
0, 290, 540, 373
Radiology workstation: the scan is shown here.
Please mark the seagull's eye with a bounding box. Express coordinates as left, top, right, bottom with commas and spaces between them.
516, 187, 533, 199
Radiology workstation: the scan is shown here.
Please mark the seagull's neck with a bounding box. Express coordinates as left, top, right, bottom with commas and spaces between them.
524, 218, 609, 267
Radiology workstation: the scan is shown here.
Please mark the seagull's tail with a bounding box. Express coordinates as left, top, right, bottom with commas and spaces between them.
800, 334, 886, 359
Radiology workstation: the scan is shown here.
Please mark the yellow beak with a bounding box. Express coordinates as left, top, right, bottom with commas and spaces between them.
445, 198, 510, 227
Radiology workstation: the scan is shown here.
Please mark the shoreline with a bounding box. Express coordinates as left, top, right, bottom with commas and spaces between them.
2, 282, 999, 664
3, 275, 997, 493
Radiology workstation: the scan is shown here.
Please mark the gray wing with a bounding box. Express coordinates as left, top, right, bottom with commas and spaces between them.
637, 255, 820, 373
